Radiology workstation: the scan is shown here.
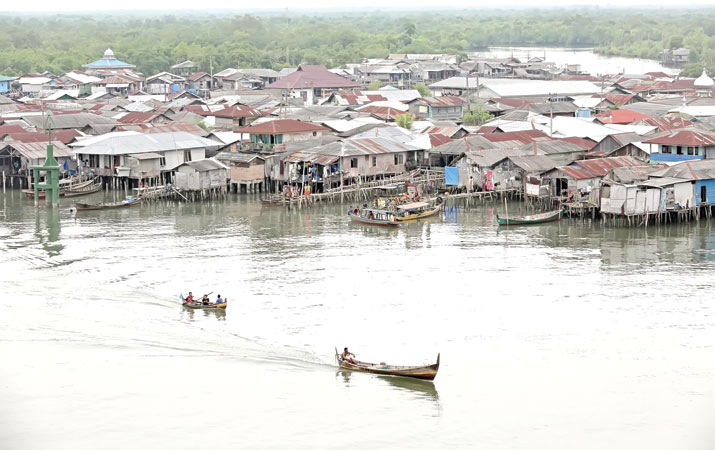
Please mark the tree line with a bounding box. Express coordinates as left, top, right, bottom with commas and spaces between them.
0, 9, 713, 78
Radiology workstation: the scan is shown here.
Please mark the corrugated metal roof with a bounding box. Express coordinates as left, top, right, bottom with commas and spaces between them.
237, 119, 327, 135
507, 155, 557, 173
1, 141, 72, 159
572, 156, 643, 177
283, 150, 338, 165
72, 131, 219, 156
215, 152, 265, 163
462, 148, 531, 167
649, 159, 715, 180
184, 158, 228, 172
128, 152, 162, 160
267, 65, 359, 90
417, 96, 467, 107
556, 165, 596, 180
643, 129, 715, 146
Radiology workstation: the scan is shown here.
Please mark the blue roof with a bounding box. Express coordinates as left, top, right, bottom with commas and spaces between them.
84, 58, 134, 68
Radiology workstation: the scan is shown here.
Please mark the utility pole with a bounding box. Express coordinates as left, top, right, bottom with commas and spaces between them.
340, 142, 345, 203
549, 93, 554, 137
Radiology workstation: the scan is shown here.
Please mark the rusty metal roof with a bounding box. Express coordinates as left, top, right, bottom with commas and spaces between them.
237, 119, 327, 135
1, 141, 73, 159
572, 156, 644, 177
555, 165, 596, 180
283, 150, 338, 165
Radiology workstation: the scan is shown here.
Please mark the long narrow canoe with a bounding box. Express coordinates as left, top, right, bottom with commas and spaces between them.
22, 177, 97, 199
63, 179, 103, 197
182, 301, 227, 310
497, 209, 563, 226
179, 294, 227, 309
75, 196, 142, 211
335, 348, 440, 381
348, 209, 399, 227
394, 202, 442, 222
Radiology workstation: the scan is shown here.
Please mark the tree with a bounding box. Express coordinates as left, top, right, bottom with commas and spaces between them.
368, 80, 382, 90
395, 112, 414, 130
415, 82, 431, 97
462, 107, 493, 126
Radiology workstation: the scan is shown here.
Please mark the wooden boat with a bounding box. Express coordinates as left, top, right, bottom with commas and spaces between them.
179, 294, 227, 310
497, 209, 563, 226
348, 208, 399, 226
63, 179, 103, 197
335, 348, 440, 381
75, 196, 142, 211
394, 201, 442, 222
23, 177, 98, 199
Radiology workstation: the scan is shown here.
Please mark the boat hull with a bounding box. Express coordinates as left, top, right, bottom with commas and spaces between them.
497, 209, 563, 226
335, 349, 439, 381
75, 198, 141, 211
349, 214, 399, 227
182, 301, 227, 310
395, 205, 442, 222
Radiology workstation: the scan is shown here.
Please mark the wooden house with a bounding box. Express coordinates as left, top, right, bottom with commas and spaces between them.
407, 96, 466, 121
215, 152, 266, 193
173, 158, 229, 193
0, 141, 73, 188
237, 120, 328, 149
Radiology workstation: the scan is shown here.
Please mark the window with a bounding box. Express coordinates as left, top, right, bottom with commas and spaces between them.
113, 155, 121, 167
394, 154, 404, 165
89, 154, 100, 167
184, 151, 192, 162
676, 146, 683, 155
159, 156, 166, 167
350, 158, 358, 168
312, 131, 317, 136
372, 156, 377, 167
687, 146, 697, 155
661, 145, 671, 154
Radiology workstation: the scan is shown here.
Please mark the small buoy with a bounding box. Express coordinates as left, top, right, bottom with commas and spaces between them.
68, 207, 76, 213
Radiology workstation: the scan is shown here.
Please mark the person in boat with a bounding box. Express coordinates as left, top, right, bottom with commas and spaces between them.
215, 294, 224, 304
202, 295, 210, 305
341, 347, 356, 364
185, 292, 194, 304
348, 206, 353, 215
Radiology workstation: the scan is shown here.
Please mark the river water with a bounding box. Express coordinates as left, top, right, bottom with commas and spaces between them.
1, 190, 715, 450
472, 47, 679, 76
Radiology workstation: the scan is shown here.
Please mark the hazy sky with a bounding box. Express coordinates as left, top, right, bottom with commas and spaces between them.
2, 0, 714, 12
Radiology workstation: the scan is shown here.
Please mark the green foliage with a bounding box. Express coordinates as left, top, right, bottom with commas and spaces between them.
415, 83, 431, 97
462, 107, 494, 126
368, 80, 382, 90
395, 112, 415, 130
0, 10, 713, 76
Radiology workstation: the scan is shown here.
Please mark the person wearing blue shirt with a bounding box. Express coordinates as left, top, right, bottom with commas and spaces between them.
215, 294, 224, 304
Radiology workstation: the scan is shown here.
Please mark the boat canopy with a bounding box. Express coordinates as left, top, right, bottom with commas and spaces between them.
397, 202, 429, 210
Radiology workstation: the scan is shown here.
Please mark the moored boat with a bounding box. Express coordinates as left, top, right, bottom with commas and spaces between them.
394, 201, 442, 222
75, 196, 142, 211
335, 348, 440, 381
63, 178, 103, 197
497, 209, 563, 226
348, 208, 399, 226
23, 177, 97, 199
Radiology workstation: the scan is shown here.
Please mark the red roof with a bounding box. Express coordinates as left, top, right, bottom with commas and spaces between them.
417, 96, 467, 107
236, 119, 327, 135
118, 112, 165, 124
483, 130, 550, 145
557, 165, 596, 180
650, 79, 695, 92
593, 93, 637, 106
356, 105, 404, 121
555, 136, 597, 150
266, 65, 359, 90
643, 130, 715, 147
210, 104, 263, 118
7, 129, 81, 144
0, 124, 28, 135
637, 117, 695, 132
188, 72, 209, 82
595, 109, 652, 125
429, 133, 452, 147
572, 156, 644, 177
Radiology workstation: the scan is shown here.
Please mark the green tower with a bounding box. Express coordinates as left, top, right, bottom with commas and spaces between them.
31, 110, 60, 207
